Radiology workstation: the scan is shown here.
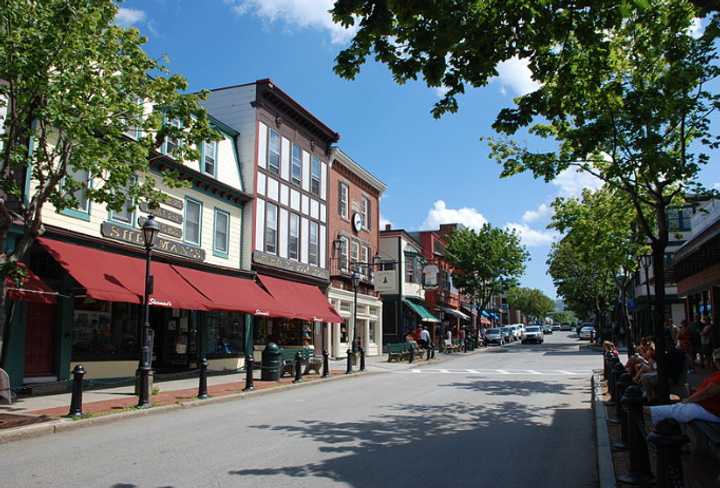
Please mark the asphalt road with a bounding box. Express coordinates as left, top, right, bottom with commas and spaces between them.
2, 332, 599, 488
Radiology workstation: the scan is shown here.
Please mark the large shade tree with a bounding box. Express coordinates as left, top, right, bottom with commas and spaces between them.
332, 0, 719, 402
0, 0, 217, 365
444, 224, 528, 316
506, 287, 555, 323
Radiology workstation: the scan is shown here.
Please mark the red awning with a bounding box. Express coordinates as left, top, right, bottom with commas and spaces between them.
5, 263, 57, 304
257, 274, 343, 323
38, 238, 209, 310
171, 265, 286, 316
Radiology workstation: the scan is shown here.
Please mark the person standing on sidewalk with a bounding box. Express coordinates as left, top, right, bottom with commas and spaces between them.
678, 320, 694, 373
419, 326, 430, 350
701, 318, 715, 369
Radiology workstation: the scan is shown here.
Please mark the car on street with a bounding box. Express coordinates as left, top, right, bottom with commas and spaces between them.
501, 327, 514, 342
560, 323, 572, 331
543, 325, 553, 334
551, 324, 561, 331
485, 328, 504, 345
522, 326, 544, 344
579, 325, 595, 340
512, 325, 523, 340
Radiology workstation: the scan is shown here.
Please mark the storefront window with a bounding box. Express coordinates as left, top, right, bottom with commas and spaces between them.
340, 322, 348, 343
369, 321, 377, 343
206, 311, 245, 356
254, 317, 306, 347
72, 300, 139, 360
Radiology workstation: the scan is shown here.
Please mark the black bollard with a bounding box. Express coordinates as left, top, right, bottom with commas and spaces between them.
197, 356, 209, 399
606, 362, 624, 406
408, 346, 414, 364
431, 345, 436, 359
463, 338, 468, 353
359, 346, 366, 371
293, 351, 303, 383
617, 385, 654, 486
346, 349, 353, 374
68, 364, 86, 418
243, 356, 255, 391
426, 346, 431, 361
322, 350, 330, 378
611, 373, 633, 449
604, 351, 614, 380
648, 418, 689, 488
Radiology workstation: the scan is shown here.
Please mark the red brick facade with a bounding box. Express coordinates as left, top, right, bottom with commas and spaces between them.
327, 156, 382, 296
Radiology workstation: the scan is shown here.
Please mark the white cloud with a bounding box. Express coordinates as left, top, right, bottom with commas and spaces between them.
713, 182, 720, 190
495, 57, 541, 96
226, 0, 358, 45
380, 214, 393, 230
689, 17, 704, 39
505, 223, 559, 247
522, 203, 553, 223
115, 7, 146, 27
421, 200, 487, 231
551, 166, 604, 198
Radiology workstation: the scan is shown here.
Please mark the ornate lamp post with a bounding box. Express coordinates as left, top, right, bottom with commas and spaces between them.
351, 269, 361, 353
138, 215, 160, 408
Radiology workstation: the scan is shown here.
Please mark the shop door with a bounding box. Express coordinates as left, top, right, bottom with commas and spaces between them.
24, 303, 56, 377
152, 308, 194, 371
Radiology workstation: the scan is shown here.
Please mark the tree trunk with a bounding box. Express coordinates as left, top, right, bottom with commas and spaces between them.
652, 204, 670, 403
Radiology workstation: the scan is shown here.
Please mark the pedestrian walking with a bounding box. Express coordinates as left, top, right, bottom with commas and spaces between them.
419, 326, 430, 350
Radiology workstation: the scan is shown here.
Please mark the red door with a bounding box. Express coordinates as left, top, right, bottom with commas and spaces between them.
24, 303, 56, 377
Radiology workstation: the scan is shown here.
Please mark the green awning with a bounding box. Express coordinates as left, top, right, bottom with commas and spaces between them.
403, 298, 440, 323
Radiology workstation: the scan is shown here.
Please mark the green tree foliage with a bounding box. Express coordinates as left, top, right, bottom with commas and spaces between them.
550, 310, 578, 325
0, 0, 218, 364
444, 224, 528, 313
506, 287, 555, 322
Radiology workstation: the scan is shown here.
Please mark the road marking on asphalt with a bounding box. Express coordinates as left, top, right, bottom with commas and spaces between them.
406, 368, 592, 376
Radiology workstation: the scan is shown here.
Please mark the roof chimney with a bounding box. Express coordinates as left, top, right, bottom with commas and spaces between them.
385, 223, 392, 231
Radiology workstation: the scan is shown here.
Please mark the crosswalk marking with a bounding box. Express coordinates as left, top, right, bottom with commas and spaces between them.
406, 368, 591, 376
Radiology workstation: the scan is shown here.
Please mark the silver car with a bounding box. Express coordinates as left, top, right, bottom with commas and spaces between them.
579, 326, 595, 340
485, 328, 504, 345
522, 326, 543, 344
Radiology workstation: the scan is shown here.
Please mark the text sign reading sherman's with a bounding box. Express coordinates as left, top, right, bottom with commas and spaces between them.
101, 222, 205, 261
139, 202, 183, 225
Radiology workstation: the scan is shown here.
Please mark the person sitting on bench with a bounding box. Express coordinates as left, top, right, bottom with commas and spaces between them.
646, 348, 720, 426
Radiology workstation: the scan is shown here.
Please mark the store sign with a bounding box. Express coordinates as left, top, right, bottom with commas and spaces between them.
422, 264, 439, 290
139, 202, 183, 225
253, 251, 330, 280
101, 222, 205, 261
373, 270, 397, 292
137, 216, 183, 239
148, 297, 173, 307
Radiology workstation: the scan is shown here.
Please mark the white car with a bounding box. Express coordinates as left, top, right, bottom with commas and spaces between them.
512, 325, 523, 340
522, 326, 544, 344
579, 326, 595, 340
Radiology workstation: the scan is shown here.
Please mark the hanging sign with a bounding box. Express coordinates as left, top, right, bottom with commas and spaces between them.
373, 270, 397, 293
422, 264, 439, 290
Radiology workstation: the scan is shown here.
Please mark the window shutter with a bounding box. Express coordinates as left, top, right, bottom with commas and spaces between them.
366, 199, 372, 230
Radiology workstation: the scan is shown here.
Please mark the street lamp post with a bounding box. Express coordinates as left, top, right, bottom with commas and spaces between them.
351, 269, 360, 354
138, 215, 160, 408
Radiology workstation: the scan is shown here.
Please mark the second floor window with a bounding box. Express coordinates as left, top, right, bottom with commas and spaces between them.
351, 240, 360, 267
164, 118, 182, 156
185, 198, 202, 245
311, 156, 321, 196
362, 196, 371, 230
203, 140, 217, 176
338, 235, 349, 272
291, 143, 302, 185
268, 129, 281, 175
338, 182, 348, 218
110, 179, 134, 225
66, 167, 90, 212
265, 202, 278, 254
288, 213, 300, 260
361, 245, 370, 277
213, 209, 229, 255
309, 221, 319, 266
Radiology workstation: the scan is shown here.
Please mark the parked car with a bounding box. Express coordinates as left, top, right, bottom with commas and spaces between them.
543, 325, 553, 334
579, 325, 595, 340
577, 322, 593, 337
522, 326, 544, 344
551, 324, 561, 331
485, 328, 504, 345
501, 327, 514, 342
512, 325, 523, 340
560, 323, 572, 331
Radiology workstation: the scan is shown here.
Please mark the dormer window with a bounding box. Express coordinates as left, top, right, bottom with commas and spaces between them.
203, 140, 217, 176
164, 117, 183, 156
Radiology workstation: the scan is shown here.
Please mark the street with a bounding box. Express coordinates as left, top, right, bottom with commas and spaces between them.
1, 333, 598, 488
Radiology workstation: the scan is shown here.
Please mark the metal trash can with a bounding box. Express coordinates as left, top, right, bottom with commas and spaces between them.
261, 342, 282, 381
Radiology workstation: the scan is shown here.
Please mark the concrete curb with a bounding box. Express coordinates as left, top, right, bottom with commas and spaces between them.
592, 371, 617, 488
0, 370, 376, 445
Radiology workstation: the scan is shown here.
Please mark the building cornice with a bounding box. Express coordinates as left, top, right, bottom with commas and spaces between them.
330, 148, 386, 194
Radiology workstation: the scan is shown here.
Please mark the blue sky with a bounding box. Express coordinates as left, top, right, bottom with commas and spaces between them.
116, 1, 720, 299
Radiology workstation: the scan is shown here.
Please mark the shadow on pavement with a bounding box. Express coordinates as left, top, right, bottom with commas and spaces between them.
436, 379, 580, 397
227, 396, 595, 488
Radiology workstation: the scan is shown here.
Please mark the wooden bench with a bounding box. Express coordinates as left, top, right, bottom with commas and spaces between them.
279, 348, 321, 377
387, 343, 409, 362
